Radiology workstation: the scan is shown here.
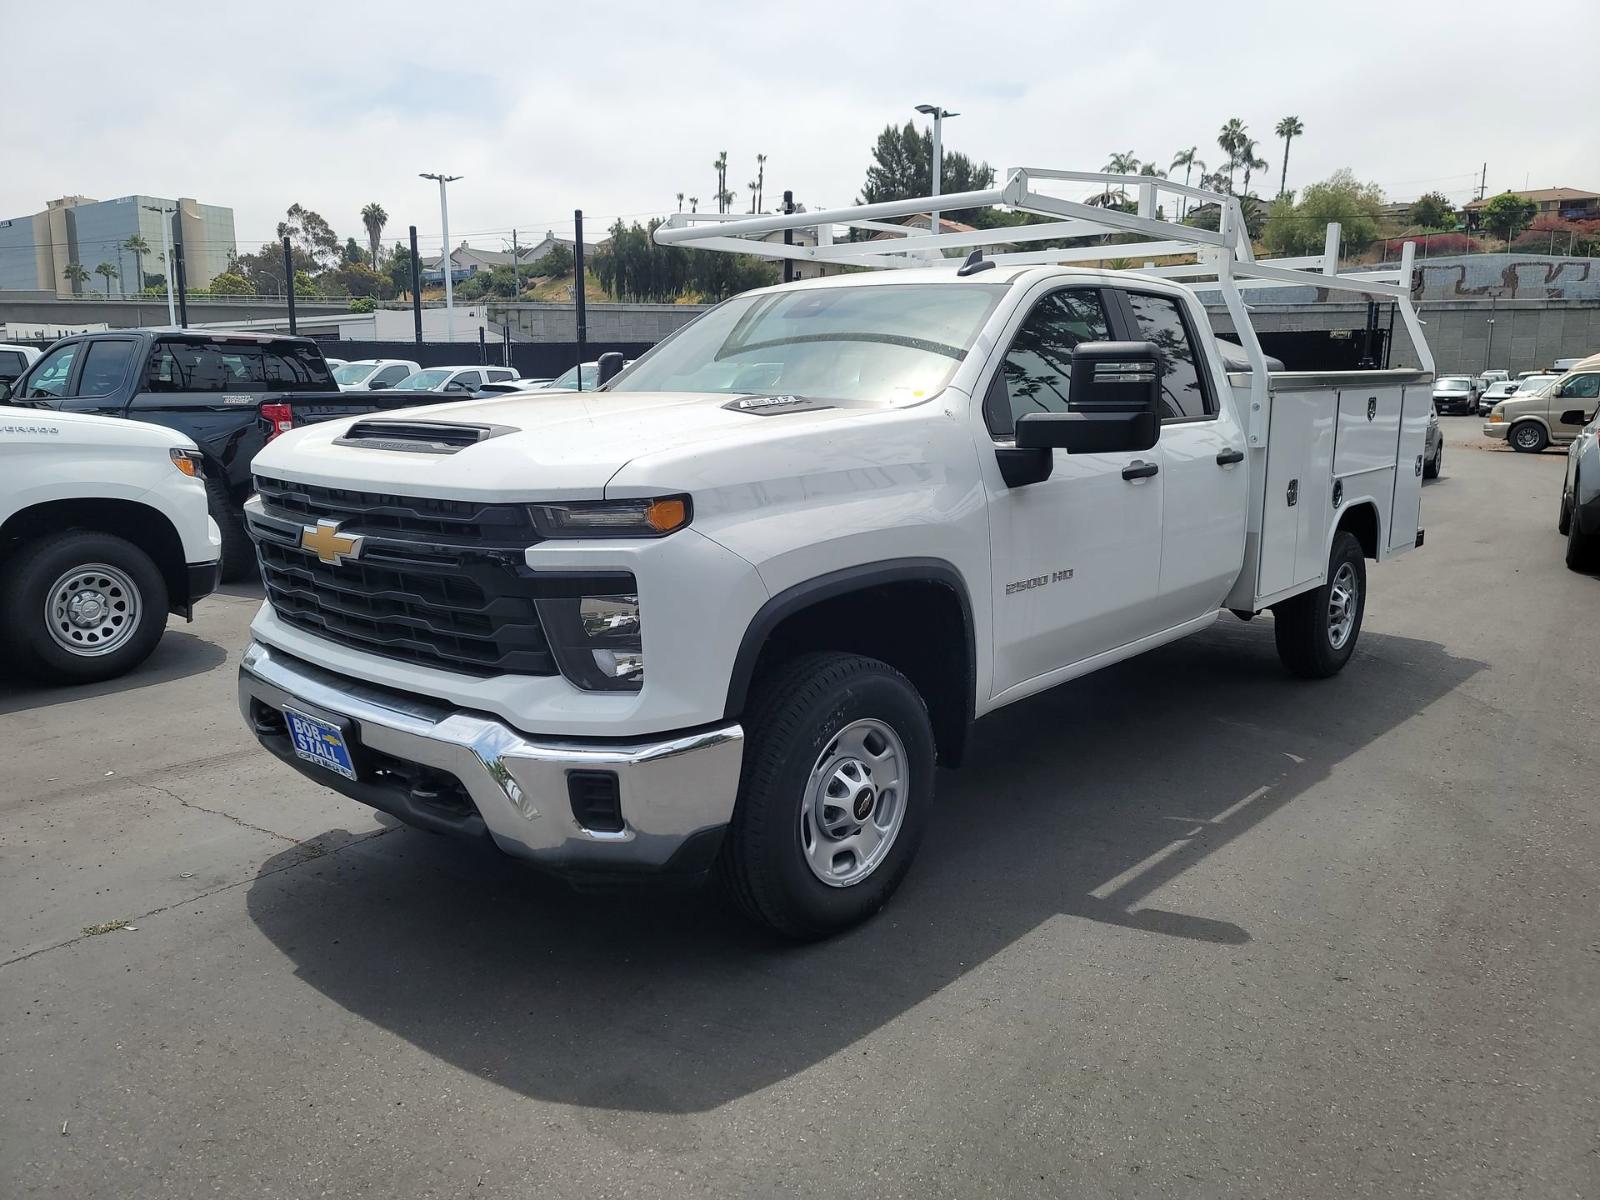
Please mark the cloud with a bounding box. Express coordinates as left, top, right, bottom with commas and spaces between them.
5, 0, 1595, 258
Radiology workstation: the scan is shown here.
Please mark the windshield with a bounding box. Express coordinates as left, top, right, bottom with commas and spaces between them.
1515, 376, 1557, 395
399, 369, 451, 390
544, 364, 596, 390
1436, 378, 1471, 392
610, 283, 1007, 402
333, 363, 377, 385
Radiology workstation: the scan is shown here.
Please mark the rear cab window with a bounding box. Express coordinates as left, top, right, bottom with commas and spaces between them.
1119, 291, 1214, 421
144, 339, 333, 393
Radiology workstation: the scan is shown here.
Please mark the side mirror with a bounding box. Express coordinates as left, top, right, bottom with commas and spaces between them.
1017, 341, 1161, 455
597, 351, 625, 386
369, 380, 391, 390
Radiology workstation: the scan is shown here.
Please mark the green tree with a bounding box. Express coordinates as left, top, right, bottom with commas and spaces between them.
348, 296, 376, 313
1218, 118, 1247, 192
714, 150, 728, 213
94, 261, 119, 296
62, 262, 90, 293
1274, 116, 1303, 197
387, 239, 415, 296
1262, 168, 1385, 257
341, 236, 368, 265
756, 153, 767, 212
206, 271, 254, 296
1171, 147, 1205, 218
530, 242, 574, 277
360, 202, 388, 270
1237, 138, 1268, 198
278, 203, 341, 270
1481, 192, 1537, 244
859, 122, 996, 221
123, 234, 151, 297
1409, 192, 1455, 230
323, 262, 392, 299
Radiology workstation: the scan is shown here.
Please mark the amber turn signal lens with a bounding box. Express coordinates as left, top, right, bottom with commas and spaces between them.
169, 448, 203, 477
645, 497, 688, 533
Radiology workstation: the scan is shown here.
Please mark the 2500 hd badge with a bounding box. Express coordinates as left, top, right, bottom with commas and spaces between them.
1006, 568, 1074, 595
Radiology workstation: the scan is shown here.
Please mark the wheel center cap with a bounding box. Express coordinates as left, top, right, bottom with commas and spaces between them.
852, 787, 876, 821
70, 593, 106, 625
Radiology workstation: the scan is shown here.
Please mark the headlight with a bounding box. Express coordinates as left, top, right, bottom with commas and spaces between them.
535, 580, 644, 691
1489, 408, 1505, 422
528, 495, 690, 538
169, 448, 206, 478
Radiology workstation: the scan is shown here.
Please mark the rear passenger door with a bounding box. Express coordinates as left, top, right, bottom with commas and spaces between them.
1108, 288, 1248, 628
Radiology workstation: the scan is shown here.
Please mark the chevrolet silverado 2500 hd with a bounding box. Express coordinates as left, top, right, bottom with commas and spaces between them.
1, 404, 220, 683
238, 170, 1435, 938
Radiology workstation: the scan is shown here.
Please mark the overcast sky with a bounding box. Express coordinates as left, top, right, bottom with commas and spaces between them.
7, 0, 1596, 257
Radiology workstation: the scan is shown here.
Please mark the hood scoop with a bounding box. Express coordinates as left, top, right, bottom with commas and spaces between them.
334, 419, 516, 454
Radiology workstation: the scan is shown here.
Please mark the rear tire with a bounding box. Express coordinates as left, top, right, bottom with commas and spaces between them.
718, 652, 936, 940
1510, 421, 1548, 454
0, 532, 168, 685
1272, 531, 1367, 679
1423, 441, 1441, 479
206, 475, 254, 583
1566, 477, 1600, 573
1558, 488, 1572, 536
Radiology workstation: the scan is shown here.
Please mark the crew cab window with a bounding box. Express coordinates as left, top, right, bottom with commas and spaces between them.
1123, 292, 1213, 420
987, 288, 1110, 436
23, 343, 77, 399
373, 365, 409, 386
145, 340, 333, 393
75, 340, 136, 397
450, 371, 481, 390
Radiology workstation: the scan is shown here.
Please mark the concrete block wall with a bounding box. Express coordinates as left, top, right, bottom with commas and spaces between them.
490, 302, 708, 343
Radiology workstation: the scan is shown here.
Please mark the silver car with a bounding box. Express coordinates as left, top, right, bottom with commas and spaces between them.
1424, 402, 1443, 478
1559, 400, 1600, 571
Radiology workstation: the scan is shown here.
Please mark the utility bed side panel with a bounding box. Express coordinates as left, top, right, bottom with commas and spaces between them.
1386, 384, 1431, 555
1251, 391, 1334, 601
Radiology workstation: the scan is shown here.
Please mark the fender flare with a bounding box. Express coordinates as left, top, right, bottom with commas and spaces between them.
722, 557, 977, 750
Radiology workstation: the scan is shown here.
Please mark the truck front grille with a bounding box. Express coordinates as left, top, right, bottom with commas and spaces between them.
249, 476, 556, 676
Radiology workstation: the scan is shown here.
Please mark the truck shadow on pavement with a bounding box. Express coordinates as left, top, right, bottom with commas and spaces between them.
0, 630, 227, 716
245, 620, 1481, 1115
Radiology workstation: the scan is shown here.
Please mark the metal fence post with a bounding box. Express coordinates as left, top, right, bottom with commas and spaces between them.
282, 236, 297, 335
174, 241, 189, 328
409, 225, 423, 347
783, 190, 795, 284
574, 209, 587, 391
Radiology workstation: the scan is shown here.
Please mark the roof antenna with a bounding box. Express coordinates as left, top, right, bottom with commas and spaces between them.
957, 248, 995, 276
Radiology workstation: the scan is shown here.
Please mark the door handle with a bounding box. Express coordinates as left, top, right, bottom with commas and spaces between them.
1216, 447, 1245, 466
1122, 460, 1159, 481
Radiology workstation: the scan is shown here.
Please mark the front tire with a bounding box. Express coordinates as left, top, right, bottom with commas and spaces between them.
1271, 531, 1367, 679
718, 652, 936, 940
1510, 421, 1548, 453
0, 532, 169, 684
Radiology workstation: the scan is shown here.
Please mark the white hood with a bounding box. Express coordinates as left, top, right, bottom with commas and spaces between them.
249, 390, 882, 499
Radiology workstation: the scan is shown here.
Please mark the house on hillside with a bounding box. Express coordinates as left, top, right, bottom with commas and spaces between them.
1463, 188, 1600, 223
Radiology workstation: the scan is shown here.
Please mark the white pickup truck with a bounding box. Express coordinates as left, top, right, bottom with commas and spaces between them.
238, 170, 1434, 938
1, 406, 221, 683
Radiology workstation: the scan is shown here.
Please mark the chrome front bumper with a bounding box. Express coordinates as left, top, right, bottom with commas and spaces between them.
1482, 422, 1508, 440
238, 641, 744, 875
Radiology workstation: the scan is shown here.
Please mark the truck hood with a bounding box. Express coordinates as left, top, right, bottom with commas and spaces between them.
0, 404, 198, 452
249, 390, 887, 498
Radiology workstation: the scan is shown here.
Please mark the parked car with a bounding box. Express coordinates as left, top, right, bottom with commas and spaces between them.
1478, 379, 1519, 415
1424, 402, 1443, 478
333, 359, 419, 391
0, 331, 437, 581
0, 343, 41, 386
238, 249, 1432, 938
393, 365, 521, 395
1432, 374, 1479, 415
1476, 369, 1509, 391
0, 404, 219, 683
1559, 399, 1600, 571
324, 357, 348, 371
537, 361, 601, 391
1552, 357, 1585, 374
1485, 364, 1600, 453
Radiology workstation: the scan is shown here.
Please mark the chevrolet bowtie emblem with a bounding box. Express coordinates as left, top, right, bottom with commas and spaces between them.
300, 519, 364, 566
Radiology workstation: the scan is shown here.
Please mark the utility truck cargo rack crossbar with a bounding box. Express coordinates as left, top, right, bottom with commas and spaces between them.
655, 167, 1434, 446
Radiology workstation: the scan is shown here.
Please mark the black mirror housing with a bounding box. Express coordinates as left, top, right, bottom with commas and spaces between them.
1015, 341, 1161, 456
369, 380, 391, 390
597, 351, 625, 386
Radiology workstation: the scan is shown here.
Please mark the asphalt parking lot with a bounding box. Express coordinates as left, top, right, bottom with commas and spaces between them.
2, 426, 1596, 1199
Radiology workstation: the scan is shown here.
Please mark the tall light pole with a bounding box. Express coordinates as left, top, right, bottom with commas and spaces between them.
141, 203, 176, 324
915, 103, 959, 233
420, 172, 462, 340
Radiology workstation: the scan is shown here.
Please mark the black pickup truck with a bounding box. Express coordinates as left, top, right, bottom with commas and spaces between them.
0, 330, 434, 580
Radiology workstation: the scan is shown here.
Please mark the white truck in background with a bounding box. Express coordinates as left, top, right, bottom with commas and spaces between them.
1, 406, 221, 683
237, 169, 1434, 939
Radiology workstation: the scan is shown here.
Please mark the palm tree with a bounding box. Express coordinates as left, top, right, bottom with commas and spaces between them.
676, 192, 684, 213
748, 181, 759, 213
714, 151, 728, 213
1171, 147, 1205, 219
1237, 138, 1268, 197
94, 261, 119, 297
1274, 116, 1304, 198
1218, 118, 1246, 192
123, 234, 150, 294
62, 262, 90, 294
1102, 152, 1141, 204
360, 202, 388, 269
755, 153, 767, 212
689, 196, 699, 214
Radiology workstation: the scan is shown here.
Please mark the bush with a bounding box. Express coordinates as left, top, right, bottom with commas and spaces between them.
204, 271, 255, 296
348, 296, 376, 313
1408, 232, 1482, 257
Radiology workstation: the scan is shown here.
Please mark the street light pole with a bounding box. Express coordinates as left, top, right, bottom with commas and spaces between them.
420, 172, 462, 341
915, 103, 959, 234
142, 203, 176, 324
